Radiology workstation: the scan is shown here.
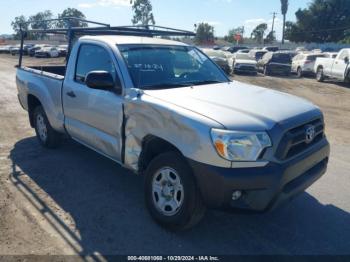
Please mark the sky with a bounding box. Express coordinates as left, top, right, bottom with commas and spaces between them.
0, 0, 310, 40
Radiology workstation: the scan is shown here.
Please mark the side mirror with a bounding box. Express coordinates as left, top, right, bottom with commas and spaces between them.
85, 71, 115, 91
344, 57, 349, 64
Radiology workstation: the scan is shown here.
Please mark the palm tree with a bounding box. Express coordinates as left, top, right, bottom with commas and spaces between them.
281, 0, 289, 44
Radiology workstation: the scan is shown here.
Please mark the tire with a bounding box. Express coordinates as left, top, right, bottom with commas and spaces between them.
145, 151, 206, 231
297, 67, 303, 78
263, 66, 270, 76
316, 67, 325, 82
33, 106, 61, 148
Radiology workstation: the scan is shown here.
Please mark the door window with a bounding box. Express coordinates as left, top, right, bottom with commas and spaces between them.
75, 44, 116, 83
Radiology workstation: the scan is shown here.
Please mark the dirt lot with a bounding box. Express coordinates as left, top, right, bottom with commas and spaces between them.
1, 54, 350, 257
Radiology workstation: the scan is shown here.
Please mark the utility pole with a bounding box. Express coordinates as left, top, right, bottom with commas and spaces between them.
271, 12, 278, 39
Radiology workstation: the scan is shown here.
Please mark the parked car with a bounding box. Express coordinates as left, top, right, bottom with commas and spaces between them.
35, 47, 60, 58
10, 45, 21, 56
10, 44, 34, 56
323, 52, 338, 59
292, 53, 326, 77
222, 46, 249, 54
236, 49, 251, 54
257, 52, 292, 76
262, 46, 279, 52
0, 45, 12, 54
17, 30, 330, 231
279, 50, 298, 60
249, 49, 268, 61
232, 53, 257, 75
201, 48, 231, 74
314, 48, 350, 83
23, 44, 35, 55
57, 44, 68, 57
28, 45, 51, 57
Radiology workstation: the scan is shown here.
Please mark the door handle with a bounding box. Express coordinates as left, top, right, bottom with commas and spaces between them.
66, 91, 76, 98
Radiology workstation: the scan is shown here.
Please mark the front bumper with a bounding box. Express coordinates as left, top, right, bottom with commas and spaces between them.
188, 138, 330, 212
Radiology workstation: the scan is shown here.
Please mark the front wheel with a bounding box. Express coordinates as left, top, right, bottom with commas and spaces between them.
33, 106, 61, 148
145, 152, 206, 231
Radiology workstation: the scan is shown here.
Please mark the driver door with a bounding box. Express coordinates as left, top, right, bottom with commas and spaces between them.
63, 43, 124, 162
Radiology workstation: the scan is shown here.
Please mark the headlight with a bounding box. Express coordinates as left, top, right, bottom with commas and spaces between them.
211, 129, 272, 161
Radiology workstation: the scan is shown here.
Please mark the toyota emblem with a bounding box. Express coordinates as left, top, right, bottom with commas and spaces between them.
305, 125, 316, 144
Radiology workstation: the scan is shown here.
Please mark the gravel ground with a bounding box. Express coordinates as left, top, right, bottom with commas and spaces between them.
0, 54, 350, 257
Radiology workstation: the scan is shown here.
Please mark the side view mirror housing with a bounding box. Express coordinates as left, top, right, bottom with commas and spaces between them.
86, 71, 114, 91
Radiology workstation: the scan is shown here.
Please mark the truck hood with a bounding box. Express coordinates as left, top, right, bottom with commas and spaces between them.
144, 81, 320, 131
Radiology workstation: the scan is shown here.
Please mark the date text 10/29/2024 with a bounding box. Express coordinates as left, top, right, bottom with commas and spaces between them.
127, 256, 220, 261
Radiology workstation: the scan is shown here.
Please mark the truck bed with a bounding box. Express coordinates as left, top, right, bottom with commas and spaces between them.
24, 65, 66, 77
17, 66, 66, 133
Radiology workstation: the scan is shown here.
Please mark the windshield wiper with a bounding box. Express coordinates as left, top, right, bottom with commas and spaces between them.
188, 80, 228, 86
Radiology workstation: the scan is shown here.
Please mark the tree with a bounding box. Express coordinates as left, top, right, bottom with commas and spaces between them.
251, 23, 267, 44
287, 0, 350, 43
227, 27, 244, 43
195, 23, 214, 44
131, 0, 155, 26
29, 10, 54, 39
57, 8, 88, 28
11, 15, 28, 39
280, 0, 289, 44
265, 31, 276, 44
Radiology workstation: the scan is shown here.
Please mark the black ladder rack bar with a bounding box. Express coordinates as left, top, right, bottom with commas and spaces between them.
18, 17, 195, 67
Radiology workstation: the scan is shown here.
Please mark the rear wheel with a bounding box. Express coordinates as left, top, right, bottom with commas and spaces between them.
145, 152, 206, 231
316, 67, 325, 82
33, 106, 61, 148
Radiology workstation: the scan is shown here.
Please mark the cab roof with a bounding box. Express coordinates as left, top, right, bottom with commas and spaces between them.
80, 35, 189, 46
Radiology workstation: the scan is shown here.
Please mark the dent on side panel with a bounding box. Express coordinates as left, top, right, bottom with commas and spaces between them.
123, 91, 230, 172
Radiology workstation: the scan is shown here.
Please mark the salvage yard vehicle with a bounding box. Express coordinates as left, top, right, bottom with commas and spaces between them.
314, 48, 350, 83
232, 53, 257, 75
222, 46, 248, 54
34, 46, 60, 58
257, 52, 292, 76
17, 18, 330, 230
249, 49, 268, 61
201, 48, 232, 74
292, 53, 326, 77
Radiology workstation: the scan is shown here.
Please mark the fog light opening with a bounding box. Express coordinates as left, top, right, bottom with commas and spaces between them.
232, 191, 242, 201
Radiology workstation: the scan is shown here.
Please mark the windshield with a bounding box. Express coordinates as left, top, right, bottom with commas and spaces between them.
118, 44, 229, 90
271, 53, 292, 63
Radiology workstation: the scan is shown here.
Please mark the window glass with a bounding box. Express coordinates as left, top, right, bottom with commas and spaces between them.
118, 44, 228, 90
76, 44, 116, 83
271, 53, 291, 63
338, 50, 349, 60
306, 54, 325, 61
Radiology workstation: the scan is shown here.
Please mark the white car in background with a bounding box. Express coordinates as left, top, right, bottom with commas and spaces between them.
34, 46, 60, 58
292, 53, 326, 77
232, 53, 257, 75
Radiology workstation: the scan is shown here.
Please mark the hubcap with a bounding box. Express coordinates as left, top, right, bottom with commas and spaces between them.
36, 114, 48, 142
152, 167, 184, 216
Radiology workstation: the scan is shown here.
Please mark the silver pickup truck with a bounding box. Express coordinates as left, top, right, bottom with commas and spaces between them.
17, 35, 330, 230
314, 48, 350, 82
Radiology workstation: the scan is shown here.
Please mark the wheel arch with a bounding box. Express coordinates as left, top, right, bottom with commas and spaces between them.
27, 94, 42, 127
138, 135, 183, 174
